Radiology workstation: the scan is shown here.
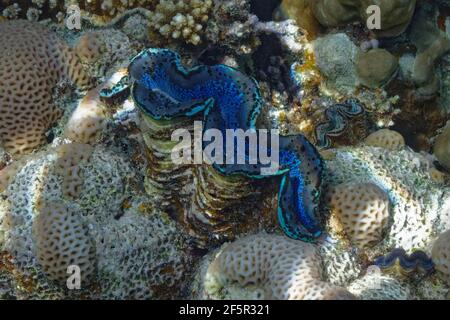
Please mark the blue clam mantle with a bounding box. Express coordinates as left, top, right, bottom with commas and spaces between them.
126, 48, 324, 242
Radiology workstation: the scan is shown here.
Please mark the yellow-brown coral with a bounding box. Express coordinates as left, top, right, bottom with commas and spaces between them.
0, 20, 92, 156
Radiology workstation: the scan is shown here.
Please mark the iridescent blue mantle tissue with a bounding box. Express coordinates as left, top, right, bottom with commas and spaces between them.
128, 48, 324, 242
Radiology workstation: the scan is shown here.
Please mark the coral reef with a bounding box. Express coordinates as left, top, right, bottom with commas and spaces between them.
325, 146, 450, 252
148, 0, 212, 45
313, 33, 359, 94
0, 0, 448, 302
326, 182, 390, 249
0, 20, 92, 156
193, 233, 356, 300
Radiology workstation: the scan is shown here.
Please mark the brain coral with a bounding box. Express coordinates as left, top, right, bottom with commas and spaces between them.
325, 146, 450, 252
431, 230, 450, 284
33, 201, 96, 285
198, 233, 355, 300
0, 20, 92, 156
327, 182, 390, 248
364, 129, 405, 151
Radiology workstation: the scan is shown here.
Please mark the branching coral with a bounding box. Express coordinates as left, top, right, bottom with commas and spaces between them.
0, 20, 92, 156
148, 0, 212, 45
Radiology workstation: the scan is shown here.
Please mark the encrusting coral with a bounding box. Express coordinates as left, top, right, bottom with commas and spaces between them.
195, 233, 356, 300
0, 20, 92, 156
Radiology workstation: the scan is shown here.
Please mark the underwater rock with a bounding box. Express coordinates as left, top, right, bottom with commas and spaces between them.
0, 20, 92, 156
431, 230, 450, 285
356, 49, 398, 89
364, 129, 405, 151
194, 233, 356, 300
313, 33, 360, 94
327, 182, 390, 249
434, 122, 450, 171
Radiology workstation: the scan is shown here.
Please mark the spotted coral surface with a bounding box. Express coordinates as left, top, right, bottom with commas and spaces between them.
197, 233, 355, 300
33, 201, 96, 285
327, 182, 390, 248
0, 20, 92, 156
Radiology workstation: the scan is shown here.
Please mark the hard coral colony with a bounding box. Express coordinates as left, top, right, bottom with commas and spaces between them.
0, 0, 449, 302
